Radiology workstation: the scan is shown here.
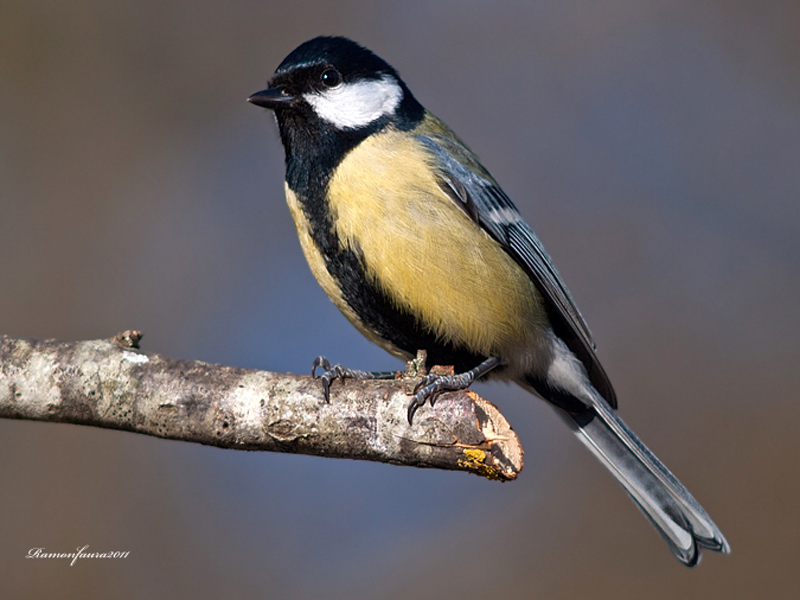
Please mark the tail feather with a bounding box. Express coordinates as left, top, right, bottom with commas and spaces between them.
559, 397, 730, 565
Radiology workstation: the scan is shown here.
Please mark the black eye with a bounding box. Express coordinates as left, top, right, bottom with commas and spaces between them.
320, 68, 342, 88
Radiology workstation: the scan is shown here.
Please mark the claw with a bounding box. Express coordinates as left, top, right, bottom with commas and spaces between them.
311, 356, 335, 402
406, 380, 443, 424
407, 393, 427, 424
412, 374, 437, 395
311, 356, 332, 378
312, 356, 349, 403
310, 355, 390, 403
320, 373, 332, 403
405, 357, 503, 424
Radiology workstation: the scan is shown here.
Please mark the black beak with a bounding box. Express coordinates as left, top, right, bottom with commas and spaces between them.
247, 88, 295, 109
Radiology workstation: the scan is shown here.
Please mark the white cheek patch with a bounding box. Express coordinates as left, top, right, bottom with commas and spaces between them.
303, 75, 402, 129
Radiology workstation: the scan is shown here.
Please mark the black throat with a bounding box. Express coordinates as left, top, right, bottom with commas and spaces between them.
273, 105, 486, 372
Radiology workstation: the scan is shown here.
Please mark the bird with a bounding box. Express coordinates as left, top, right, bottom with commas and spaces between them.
248, 35, 729, 566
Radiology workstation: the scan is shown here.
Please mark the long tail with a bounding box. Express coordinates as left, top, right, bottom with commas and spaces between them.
559, 396, 730, 566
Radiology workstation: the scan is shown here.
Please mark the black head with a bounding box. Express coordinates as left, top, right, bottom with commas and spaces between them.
249, 37, 424, 137
248, 37, 426, 193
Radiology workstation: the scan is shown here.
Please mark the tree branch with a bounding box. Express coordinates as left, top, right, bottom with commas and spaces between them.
0, 334, 523, 480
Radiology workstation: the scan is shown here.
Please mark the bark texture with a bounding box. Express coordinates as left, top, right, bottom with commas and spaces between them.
0, 334, 523, 480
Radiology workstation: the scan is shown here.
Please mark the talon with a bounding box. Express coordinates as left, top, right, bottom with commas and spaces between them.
309, 356, 393, 403
311, 356, 332, 378
406, 381, 439, 424
407, 393, 427, 424
311, 356, 337, 402
320, 374, 332, 403
406, 356, 503, 424
413, 374, 437, 395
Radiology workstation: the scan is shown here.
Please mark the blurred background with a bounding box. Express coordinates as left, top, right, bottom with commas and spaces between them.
1, 1, 798, 598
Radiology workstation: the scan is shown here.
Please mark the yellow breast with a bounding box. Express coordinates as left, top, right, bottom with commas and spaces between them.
323, 127, 547, 357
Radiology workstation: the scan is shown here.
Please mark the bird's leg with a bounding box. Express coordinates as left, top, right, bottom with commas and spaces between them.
407, 356, 503, 424
311, 356, 397, 403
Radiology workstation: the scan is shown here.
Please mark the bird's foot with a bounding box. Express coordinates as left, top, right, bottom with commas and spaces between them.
406, 356, 503, 424
311, 356, 395, 402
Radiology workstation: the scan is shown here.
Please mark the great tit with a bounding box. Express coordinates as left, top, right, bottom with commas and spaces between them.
248, 36, 729, 566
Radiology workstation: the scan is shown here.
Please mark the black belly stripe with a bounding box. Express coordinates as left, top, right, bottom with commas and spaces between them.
325, 239, 488, 372
294, 182, 487, 372
280, 111, 488, 373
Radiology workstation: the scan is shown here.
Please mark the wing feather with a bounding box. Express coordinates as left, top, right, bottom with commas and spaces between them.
417, 134, 617, 407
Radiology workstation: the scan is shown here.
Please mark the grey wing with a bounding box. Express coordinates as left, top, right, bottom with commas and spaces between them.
417, 134, 617, 407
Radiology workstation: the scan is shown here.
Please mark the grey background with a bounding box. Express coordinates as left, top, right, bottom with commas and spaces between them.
1, 1, 798, 598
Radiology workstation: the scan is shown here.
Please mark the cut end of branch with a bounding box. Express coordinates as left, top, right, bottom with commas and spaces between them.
463, 391, 523, 480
